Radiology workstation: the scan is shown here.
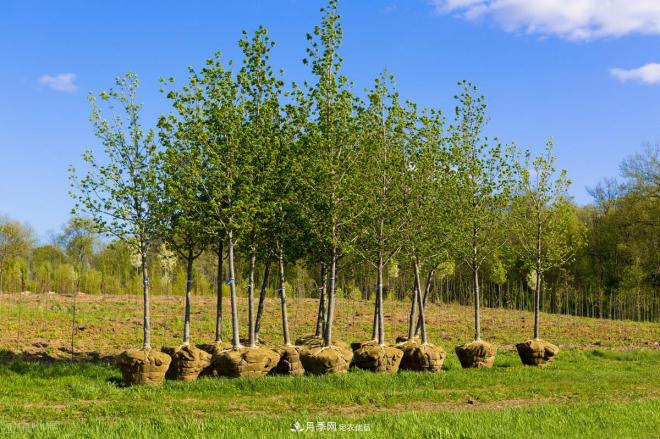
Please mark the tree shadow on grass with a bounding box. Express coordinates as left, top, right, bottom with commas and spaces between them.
0, 349, 116, 365
0, 349, 118, 380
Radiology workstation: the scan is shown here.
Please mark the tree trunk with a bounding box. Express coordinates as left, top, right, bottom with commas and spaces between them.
323, 246, 337, 347
414, 258, 428, 344
534, 207, 542, 340
472, 221, 481, 341
315, 263, 327, 337
214, 237, 223, 343
247, 250, 256, 348
183, 247, 193, 346
406, 262, 419, 340
141, 247, 151, 349
414, 268, 435, 337
254, 261, 270, 339
227, 229, 240, 348
371, 289, 380, 340
278, 244, 291, 346
376, 251, 385, 346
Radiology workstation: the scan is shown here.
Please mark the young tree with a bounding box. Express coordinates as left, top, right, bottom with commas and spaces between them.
451, 81, 515, 367
71, 73, 160, 350
236, 26, 283, 348
355, 74, 407, 348
402, 105, 457, 344
163, 56, 245, 349
157, 117, 212, 347
266, 86, 310, 347
70, 73, 170, 383
303, 0, 362, 348
512, 140, 584, 365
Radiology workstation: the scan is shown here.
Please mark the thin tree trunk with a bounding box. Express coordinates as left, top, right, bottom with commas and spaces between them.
376, 251, 385, 346
534, 267, 541, 340
323, 246, 337, 347
472, 227, 481, 341
183, 247, 193, 346
278, 244, 291, 346
315, 263, 327, 337
414, 268, 435, 337
413, 258, 427, 344
214, 238, 223, 343
141, 247, 151, 349
406, 261, 419, 340
227, 229, 240, 348
247, 250, 256, 348
371, 289, 380, 340
254, 261, 271, 339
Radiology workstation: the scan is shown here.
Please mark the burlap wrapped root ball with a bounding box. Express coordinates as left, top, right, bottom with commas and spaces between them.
299, 344, 354, 375
161, 345, 212, 381
213, 346, 280, 378
352, 344, 403, 373
395, 335, 419, 344
196, 342, 233, 377
296, 334, 350, 350
516, 339, 559, 366
455, 340, 497, 369
117, 348, 172, 386
295, 334, 322, 347
271, 345, 305, 376
396, 341, 446, 372
350, 339, 378, 351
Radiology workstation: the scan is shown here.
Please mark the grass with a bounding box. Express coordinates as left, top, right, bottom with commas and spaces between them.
0, 294, 658, 437
0, 349, 658, 437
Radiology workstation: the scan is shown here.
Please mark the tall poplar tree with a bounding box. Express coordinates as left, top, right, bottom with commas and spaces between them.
163, 56, 245, 349
236, 26, 283, 348
303, 0, 362, 348
355, 74, 406, 347
451, 81, 515, 367
157, 114, 212, 348
512, 140, 584, 365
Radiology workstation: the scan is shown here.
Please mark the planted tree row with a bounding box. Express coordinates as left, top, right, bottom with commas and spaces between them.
66, 1, 651, 383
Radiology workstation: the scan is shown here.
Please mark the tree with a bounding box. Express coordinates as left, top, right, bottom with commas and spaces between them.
451, 81, 515, 344
171, 54, 246, 349
0, 217, 34, 291
303, 0, 362, 347
236, 26, 283, 348
402, 104, 457, 343
355, 73, 407, 346
157, 110, 212, 346
511, 140, 584, 340
57, 218, 98, 280
70, 73, 160, 350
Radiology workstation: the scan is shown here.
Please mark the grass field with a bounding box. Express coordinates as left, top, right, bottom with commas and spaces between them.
0, 293, 658, 438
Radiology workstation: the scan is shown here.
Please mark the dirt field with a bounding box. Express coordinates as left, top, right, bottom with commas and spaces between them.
0, 292, 657, 361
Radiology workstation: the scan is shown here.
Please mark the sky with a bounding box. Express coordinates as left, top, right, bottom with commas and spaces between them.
1, 0, 660, 240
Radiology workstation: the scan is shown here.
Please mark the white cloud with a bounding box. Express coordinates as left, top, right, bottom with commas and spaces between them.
610, 63, 660, 84
432, 0, 660, 40
38, 73, 78, 92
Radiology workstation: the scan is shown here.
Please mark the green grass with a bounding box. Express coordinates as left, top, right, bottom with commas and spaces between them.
0, 349, 658, 438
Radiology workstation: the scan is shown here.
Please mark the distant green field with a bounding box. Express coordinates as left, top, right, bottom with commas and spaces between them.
1, 349, 658, 438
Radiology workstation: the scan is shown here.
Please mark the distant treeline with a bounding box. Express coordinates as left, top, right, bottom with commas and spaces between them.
1, 142, 658, 322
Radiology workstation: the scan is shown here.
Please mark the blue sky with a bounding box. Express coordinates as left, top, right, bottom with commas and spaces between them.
2, 0, 660, 239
